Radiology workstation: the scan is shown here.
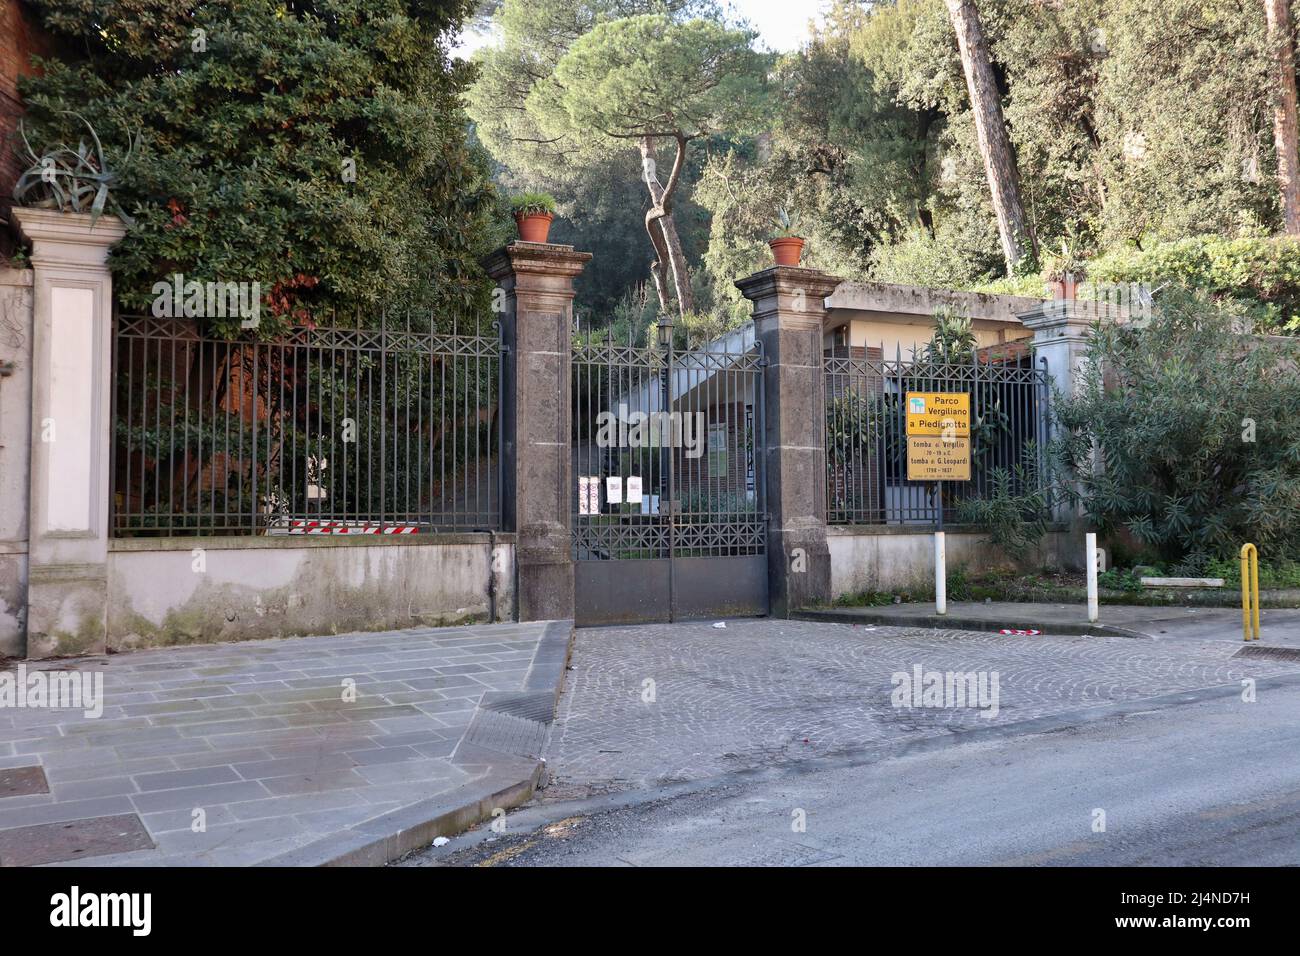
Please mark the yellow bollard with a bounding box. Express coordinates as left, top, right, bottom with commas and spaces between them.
1240, 543, 1260, 642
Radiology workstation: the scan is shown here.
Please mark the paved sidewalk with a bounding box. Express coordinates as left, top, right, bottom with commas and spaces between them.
799, 601, 1300, 647
0, 621, 570, 866
543, 619, 1300, 800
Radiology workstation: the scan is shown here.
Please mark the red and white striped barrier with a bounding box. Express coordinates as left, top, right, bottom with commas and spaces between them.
266, 519, 423, 535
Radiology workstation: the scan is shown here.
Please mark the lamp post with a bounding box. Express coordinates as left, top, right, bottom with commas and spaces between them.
657, 313, 676, 619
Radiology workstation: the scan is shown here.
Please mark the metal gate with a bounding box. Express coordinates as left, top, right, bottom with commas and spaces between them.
572, 321, 767, 625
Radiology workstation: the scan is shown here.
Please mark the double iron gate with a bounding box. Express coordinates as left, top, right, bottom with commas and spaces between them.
571, 325, 768, 625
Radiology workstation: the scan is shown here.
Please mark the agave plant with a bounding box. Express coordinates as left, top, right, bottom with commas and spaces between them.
771, 206, 802, 238
12, 112, 136, 227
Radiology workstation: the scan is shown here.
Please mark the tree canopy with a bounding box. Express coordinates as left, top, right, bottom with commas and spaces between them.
18, 0, 496, 337
469, 0, 1300, 333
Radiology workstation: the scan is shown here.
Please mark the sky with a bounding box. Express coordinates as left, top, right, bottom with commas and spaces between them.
452, 1, 829, 59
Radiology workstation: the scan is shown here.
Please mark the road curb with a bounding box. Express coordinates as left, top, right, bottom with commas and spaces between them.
793, 607, 1147, 639
259, 620, 574, 867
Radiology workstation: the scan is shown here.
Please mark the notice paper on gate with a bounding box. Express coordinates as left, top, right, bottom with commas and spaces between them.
579, 476, 600, 515
605, 476, 623, 504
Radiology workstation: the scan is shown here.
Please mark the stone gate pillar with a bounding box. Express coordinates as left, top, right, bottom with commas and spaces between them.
1018, 299, 1102, 527
737, 265, 843, 616
12, 209, 126, 657
483, 241, 590, 622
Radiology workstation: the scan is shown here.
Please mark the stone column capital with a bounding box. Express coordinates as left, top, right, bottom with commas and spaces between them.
12, 208, 127, 271
735, 265, 843, 330
482, 241, 592, 288
1017, 300, 1114, 343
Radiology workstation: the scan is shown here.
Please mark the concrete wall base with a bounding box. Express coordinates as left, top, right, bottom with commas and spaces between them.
828, 526, 1081, 600
81, 534, 516, 655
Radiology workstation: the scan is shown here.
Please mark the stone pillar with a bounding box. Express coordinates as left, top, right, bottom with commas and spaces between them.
1018, 299, 1109, 536
482, 241, 590, 622
12, 209, 126, 657
736, 265, 843, 616
0, 267, 34, 657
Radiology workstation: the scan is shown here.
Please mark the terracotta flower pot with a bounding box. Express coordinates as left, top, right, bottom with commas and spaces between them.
1045, 278, 1075, 301
769, 236, 805, 266
515, 212, 553, 243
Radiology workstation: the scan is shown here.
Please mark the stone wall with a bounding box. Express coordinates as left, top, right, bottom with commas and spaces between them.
104, 534, 515, 652
827, 525, 1082, 600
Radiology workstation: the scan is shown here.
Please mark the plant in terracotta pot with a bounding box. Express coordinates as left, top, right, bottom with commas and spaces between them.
768, 207, 805, 266
1041, 237, 1086, 300
511, 192, 557, 243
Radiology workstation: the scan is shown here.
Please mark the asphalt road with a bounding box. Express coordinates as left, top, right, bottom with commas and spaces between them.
405, 673, 1300, 866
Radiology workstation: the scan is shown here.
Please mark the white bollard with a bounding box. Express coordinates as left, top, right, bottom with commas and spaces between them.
935, 531, 947, 616
1086, 532, 1099, 623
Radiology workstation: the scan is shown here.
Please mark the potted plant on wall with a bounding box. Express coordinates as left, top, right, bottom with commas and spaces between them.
1041, 237, 1086, 300
768, 207, 805, 266
511, 192, 557, 243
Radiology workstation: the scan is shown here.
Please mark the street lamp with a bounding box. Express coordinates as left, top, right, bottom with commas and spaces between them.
656, 313, 675, 350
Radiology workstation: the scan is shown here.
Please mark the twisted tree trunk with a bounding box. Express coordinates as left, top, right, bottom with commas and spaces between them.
639, 135, 695, 315
944, 0, 1036, 273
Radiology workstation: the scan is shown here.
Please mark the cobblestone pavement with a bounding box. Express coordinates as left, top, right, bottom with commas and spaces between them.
0, 623, 546, 865
542, 619, 1300, 800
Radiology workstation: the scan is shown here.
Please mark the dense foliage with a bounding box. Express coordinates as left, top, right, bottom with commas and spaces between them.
18, 0, 497, 337
471, 0, 1299, 334
1055, 290, 1300, 562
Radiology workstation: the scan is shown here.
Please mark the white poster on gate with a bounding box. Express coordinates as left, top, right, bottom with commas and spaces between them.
578, 476, 600, 515
605, 476, 623, 504
626, 476, 642, 508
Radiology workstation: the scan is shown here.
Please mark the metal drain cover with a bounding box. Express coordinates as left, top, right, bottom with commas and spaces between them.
0, 766, 49, 799
0, 813, 154, 866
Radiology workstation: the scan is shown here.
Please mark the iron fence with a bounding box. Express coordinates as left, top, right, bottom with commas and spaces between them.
571, 321, 765, 561
824, 345, 1049, 525
111, 312, 502, 536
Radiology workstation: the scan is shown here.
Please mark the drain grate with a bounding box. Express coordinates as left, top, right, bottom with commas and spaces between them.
1233, 644, 1300, 663
0, 813, 154, 867
480, 691, 556, 724
0, 766, 49, 799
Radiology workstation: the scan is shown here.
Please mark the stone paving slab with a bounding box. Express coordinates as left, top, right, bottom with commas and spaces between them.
543, 618, 1300, 800
0, 621, 572, 866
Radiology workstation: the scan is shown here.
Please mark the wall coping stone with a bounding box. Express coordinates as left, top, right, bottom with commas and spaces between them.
108, 531, 515, 552
826, 523, 1071, 536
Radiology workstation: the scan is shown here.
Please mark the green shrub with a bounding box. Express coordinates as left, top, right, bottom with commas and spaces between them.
1204, 557, 1300, 590
1089, 236, 1300, 332
956, 456, 1052, 555
1098, 568, 1144, 593
18, 0, 496, 337
1055, 288, 1300, 561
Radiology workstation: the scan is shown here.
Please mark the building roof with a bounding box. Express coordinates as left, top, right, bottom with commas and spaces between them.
823, 281, 1044, 327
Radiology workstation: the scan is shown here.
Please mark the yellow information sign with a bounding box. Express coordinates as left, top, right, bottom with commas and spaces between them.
907, 435, 972, 481
905, 391, 971, 481
906, 392, 970, 437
